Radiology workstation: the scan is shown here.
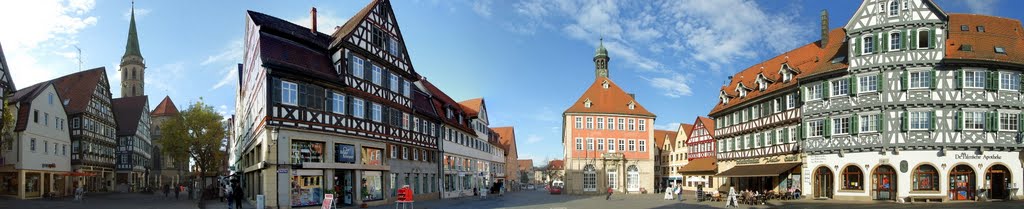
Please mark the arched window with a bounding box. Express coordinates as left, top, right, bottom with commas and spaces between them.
889, 0, 899, 16
842, 165, 863, 190
131, 69, 136, 79
583, 164, 596, 191
912, 164, 939, 191
627, 165, 640, 191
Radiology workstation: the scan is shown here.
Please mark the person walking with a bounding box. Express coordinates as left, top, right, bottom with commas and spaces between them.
163, 184, 170, 198
175, 184, 181, 200
674, 185, 682, 201
605, 186, 613, 200
185, 185, 192, 200
232, 180, 244, 209
725, 186, 738, 208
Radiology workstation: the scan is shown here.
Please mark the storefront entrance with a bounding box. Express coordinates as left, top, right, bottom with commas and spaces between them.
949, 165, 976, 201
872, 165, 896, 200
333, 170, 354, 206
986, 165, 1011, 200
814, 167, 833, 199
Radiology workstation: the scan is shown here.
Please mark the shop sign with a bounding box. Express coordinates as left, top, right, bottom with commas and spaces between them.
41, 163, 56, 168
784, 155, 799, 162
335, 144, 356, 163
277, 169, 289, 174
765, 156, 781, 163
807, 155, 827, 165
736, 158, 760, 165
954, 153, 1002, 160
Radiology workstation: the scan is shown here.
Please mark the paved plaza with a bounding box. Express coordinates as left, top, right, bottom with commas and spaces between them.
5, 190, 1024, 209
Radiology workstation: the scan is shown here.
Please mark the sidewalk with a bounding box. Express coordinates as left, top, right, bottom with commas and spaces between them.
202, 198, 256, 209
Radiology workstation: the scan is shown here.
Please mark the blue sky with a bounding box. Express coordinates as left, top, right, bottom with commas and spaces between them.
0, 0, 1018, 166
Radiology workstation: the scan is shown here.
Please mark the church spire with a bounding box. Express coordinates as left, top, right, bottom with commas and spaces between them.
593, 38, 610, 79
124, 1, 142, 58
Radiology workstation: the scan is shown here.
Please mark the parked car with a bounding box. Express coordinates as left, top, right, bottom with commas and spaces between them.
527, 185, 535, 190
549, 181, 564, 195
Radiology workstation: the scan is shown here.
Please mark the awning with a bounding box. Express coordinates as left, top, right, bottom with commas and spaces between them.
678, 158, 717, 175
686, 176, 708, 182
716, 163, 801, 178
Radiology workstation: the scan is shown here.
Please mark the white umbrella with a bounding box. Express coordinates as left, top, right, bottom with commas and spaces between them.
686, 176, 707, 183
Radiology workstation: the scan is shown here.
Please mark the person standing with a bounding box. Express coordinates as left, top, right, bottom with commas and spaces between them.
605, 186, 613, 200
163, 184, 170, 198
232, 180, 244, 209
175, 184, 181, 200
674, 185, 682, 201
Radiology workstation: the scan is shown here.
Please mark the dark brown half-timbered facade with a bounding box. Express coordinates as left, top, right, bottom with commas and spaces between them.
51, 67, 118, 193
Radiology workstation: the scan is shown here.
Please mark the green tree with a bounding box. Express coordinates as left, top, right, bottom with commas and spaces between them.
0, 99, 13, 154
159, 99, 225, 178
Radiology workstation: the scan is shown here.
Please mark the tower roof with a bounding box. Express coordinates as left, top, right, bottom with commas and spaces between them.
151, 95, 179, 116
123, 2, 142, 58
594, 38, 608, 59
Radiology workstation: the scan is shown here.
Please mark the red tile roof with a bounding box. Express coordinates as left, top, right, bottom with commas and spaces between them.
151, 95, 179, 117
945, 14, 1024, 66
458, 98, 483, 117
547, 159, 564, 170
709, 28, 848, 116
565, 77, 655, 117
50, 67, 107, 115
112, 96, 148, 136
492, 126, 515, 151
653, 129, 677, 149
694, 116, 715, 138
418, 78, 476, 135
673, 123, 694, 146
517, 159, 533, 171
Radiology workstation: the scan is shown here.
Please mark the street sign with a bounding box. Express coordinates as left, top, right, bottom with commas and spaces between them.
322, 194, 334, 209
277, 169, 288, 174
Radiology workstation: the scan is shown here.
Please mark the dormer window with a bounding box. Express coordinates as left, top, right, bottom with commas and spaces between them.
735, 83, 750, 98
584, 99, 593, 108
779, 64, 794, 83
602, 80, 610, 89
977, 26, 985, 32
995, 47, 1006, 54
627, 101, 636, 110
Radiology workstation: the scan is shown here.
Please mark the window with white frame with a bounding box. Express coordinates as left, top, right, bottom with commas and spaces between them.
889, 32, 901, 51
965, 70, 986, 88
402, 80, 411, 97
1001, 72, 1020, 91
808, 83, 823, 100
372, 103, 382, 122
833, 117, 850, 135
597, 139, 604, 150
639, 119, 646, 131
786, 93, 796, 109
586, 117, 594, 129
351, 56, 365, 79
964, 111, 985, 130
402, 146, 409, 159
575, 117, 582, 129
331, 93, 345, 114
587, 138, 594, 150
372, 65, 383, 85
1000, 113, 1019, 131
782, 71, 792, 82
773, 98, 782, 113
909, 111, 931, 130
860, 114, 879, 132
608, 139, 616, 151
389, 74, 399, 92
859, 75, 878, 92
832, 79, 849, 97
628, 119, 635, 131
789, 127, 798, 143
863, 36, 875, 54
596, 118, 604, 129
889, 0, 899, 16
353, 98, 365, 119
618, 139, 625, 151
281, 81, 298, 105
639, 140, 646, 152
576, 138, 583, 150
618, 118, 625, 130
628, 140, 635, 151
606, 117, 614, 130
808, 120, 824, 137
909, 71, 931, 89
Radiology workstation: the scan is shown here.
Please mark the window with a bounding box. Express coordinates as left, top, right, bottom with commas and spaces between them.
401, 146, 409, 159
362, 171, 384, 201
583, 165, 596, 191
30, 138, 35, 152
291, 175, 324, 207
842, 165, 864, 190
963, 111, 985, 130
831, 79, 849, 97
606, 117, 614, 130
586, 117, 593, 129
1001, 72, 1019, 90
402, 81, 411, 97
48, 93, 53, 105
389, 74, 399, 92
808, 120, 824, 137
786, 94, 796, 109
575, 138, 583, 150
807, 84, 823, 101
390, 145, 397, 158
587, 138, 594, 150
597, 118, 604, 129
575, 117, 582, 129
913, 165, 939, 191
909, 71, 931, 89
889, 32, 901, 51
863, 36, 875, 54
977, 26, 985, 32
331, 93, 345, 114
44, 141, 48, 154
918, 30, 929, 48
290, 140, 325, 164
909, 111, 932, 130
281, 81, 298, 105
353, 98, 365, 119
33, 110, 38, 123
628, 140, 635, 151
639, 119, 646, 131
618, 139, 625, 151
372, 65, 382, 85
996, 47, 1007, 54
888, 0, 899, 16
639, 140, 646, 152
833, 117, 850, 135
626, 165, 639, 191
597, 139, 604, 150
371, 103, 382, 122
608, 139, 616, 152
618, 118, 625, 130
1000, 113, 1018, 131
859, 75, 878, 92
860, 114, 879, 133
965, 70, 986, 88
628, 119, 635, 131
388, 38, 400, 56
961, 25, 969, 31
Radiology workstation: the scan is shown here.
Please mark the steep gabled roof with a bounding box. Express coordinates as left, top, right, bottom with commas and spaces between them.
246, 10, 331, 49
689, 116, 715, 142
492, 126, 516, 151
517, 159, 533, 171
945, 14, 1024, 66
329, 0, 379, 48
418, 78, 476, 135
565, 77, 654, 117
411, 87, 439, 121
458, 98, 483, 117
112, 95, 148, 136
50, 67, 107, 115
653, 129, 677, 149
11, 81, 62, 132
151, 95, 179, 117
548, 159, 564, 170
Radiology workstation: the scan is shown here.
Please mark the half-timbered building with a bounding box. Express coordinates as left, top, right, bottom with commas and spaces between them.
802, 0, 1024, 201
234, 1, 440, 207
51, 67, 118, 193
562, 40, 656, 195
678, 117, 719, 191
112, 96, 151, 192
653, 129, 676, 191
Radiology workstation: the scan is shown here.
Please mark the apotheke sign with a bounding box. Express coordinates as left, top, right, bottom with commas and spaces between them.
954, 153, 1002, 160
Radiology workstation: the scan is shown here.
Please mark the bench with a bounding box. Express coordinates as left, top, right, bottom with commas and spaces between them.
907, 196, 943, 203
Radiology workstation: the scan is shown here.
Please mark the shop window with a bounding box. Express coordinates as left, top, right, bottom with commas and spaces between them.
842, 165, 863, 190
912, 165, 939, 191
362, 147, 383, 166
290, 140, 324, 164
362, 171, 384, 201
290, 175, 323, 207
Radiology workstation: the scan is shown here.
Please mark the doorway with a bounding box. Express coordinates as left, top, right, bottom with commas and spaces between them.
949, 165, 976, 201
814, 166, 833, 199
872, 165, 897, 200
333, 170, 354, 206
987, 165, 1011, 200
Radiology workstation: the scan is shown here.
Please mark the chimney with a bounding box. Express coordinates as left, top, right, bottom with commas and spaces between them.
820, 9, 829, 48
310, 7, 318, 33
628, 93, 636, 99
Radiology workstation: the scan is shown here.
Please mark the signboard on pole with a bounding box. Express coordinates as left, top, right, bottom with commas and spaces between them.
322, 194, 334, 209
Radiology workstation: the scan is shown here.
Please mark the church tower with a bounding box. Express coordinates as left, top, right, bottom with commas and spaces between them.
120, 2, 145, 97
594, 38, 609, 79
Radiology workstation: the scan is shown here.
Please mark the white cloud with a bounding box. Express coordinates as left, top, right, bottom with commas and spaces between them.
472, 0, 493, 18
211, 65, 237, 90
963, 0, 998, 15
525, 134, 543, 144
654, 122, 680, 131
201, 39, 243, 66
144, 62, 186, 96
122, 7, 151, 20
0, 0, 98, 88
644, 73, 692, 97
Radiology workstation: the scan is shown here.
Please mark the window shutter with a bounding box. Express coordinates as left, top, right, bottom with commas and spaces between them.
823, 81, 831, 100
910, 29, 917, 50
1019, 73, 1024, 92
901, 111, 908, 132
882, 33, 889, 51
986, 112, 995, 132
900, 30, 907, 50
850, 77, 858, 96
930, 110, 937, 131
930, 70, 937, 90
271, 77, 282, 103
364, 61, 372, 80
851, 114, 859, 135
801, 87, 807, 102
800, 122, 806, 139
1019, 112, 1024, 132
346, 95, 354, 116
782, 128, 789, 142
877, 113, 884, 132
955, 110, 963, 131
987, 70, 997, 91
325, 92, 333, 113
854, 37, 861, 56
875, 34, 882, 53
878, 72, 884, 92
901, 70, 908, 91
905, 29, 911, 50
955, 69, 963, 90
825, 117, 832, 137
929, 28, 936, 49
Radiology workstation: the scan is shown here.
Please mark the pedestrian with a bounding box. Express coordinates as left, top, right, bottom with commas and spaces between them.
605, 186, 613, 200
663, 186, 672, 200
725, 186, 738, 208
697, 183, 704, 202
674, 185, 681, 201
175, 184, 181, 200
186, 185, 192, 200
163, 184, 170, 198
74, 185, 84, 201
232, 180, 243, 209
225, 183, 233, 209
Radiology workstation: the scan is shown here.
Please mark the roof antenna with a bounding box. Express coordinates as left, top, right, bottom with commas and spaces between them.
74, 45, 82, 72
